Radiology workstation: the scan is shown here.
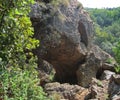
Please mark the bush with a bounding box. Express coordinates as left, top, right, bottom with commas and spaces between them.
113, 41, 120, 73
0, 59, 48, 100
0, 0, 49, 99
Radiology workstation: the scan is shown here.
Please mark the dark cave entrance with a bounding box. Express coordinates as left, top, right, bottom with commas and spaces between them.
52, 22, 89, 85
54, 72, 78, 85
52, 64, 80, 85
53, 59, 87, 85
96, 68, 103, 79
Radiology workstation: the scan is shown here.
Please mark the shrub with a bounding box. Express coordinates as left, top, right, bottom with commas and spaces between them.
0, 59, 48, 100
113, 41, 120, 73
0, 0, 49, 99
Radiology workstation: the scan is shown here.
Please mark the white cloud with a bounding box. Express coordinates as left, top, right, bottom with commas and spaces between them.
78, 0, 120, 8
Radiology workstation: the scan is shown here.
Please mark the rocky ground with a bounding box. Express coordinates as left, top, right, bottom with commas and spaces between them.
39, 69, 120, 100
30, 0, 120, 99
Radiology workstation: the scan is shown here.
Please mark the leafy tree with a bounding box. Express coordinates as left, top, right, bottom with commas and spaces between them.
0, 0, 48, 99
86, 7, 120, 73
86, 7, 120, 56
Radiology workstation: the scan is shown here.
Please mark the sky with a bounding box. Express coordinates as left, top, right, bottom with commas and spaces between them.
78, 0, 120, 8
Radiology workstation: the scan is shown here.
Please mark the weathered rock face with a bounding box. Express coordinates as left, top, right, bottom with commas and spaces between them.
89, 78, 109, 100
88, 75, 120, 100
77, 45, 115, 87
30, 0, 115, 87
44, 75, 120, 100
44, 82, 90, 100
108, 75, 120, 100
100, 70, 115, 80
30, 0, 93, 84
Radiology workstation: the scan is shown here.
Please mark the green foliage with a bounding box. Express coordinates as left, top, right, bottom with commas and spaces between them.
51, 0, 70, 7
86, 7, 120, 56
0, 0, 39, 62
0, 0, 49, 99
113, 42, 120, 73
114, 65, 120, 74
50, 93, 61, 100
105, 58, 114, 64
86, 7, 120, 73
104, 94, 109, 100
0, 59, 48, 100
97, 80, 103, 87
113, 42, 120, 63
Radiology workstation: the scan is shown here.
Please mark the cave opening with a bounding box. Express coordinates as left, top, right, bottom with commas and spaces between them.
53, 72, 78, 85
51, 63, 80, 85
96, 68, 103, 79
52, 59, 87, 85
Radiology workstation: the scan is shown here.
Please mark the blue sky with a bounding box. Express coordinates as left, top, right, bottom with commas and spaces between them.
78, 0, 120, 8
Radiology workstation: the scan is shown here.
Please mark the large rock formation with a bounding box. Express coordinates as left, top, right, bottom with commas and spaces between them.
30, 0, 115, 87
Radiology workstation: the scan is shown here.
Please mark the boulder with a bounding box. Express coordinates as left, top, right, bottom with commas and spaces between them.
85, 75, 120, 100
112, 74, 120, 85
100, 70, 115, 80
77, 45, 115, 87
38, 60, 53, 74
44, 82, 90, 100
89, 78, 109, 100
108, 75, 120, 100
37, 60, 55, 86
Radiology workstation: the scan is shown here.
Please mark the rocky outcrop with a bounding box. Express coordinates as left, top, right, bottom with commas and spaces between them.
89, 78, 109, 100
30, 0, 93, 84
77, 45, 115, 87
100, 70, 115, 80
44, 82, 90, 100
44, 75, 120, 100
37, 60, 55, 86
30, 0, 115, 87
108, 75, 120, 100
88, 75, 120, 100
